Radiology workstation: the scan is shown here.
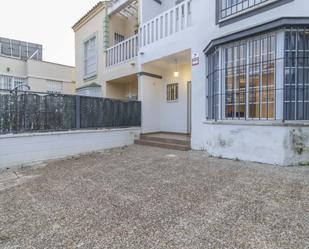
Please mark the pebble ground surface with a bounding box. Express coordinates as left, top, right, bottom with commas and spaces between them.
0, 145, 308, 249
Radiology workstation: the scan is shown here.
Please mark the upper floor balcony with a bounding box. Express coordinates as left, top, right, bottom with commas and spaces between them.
105, 0, 139, 68
106, 34, 138, 67
139, 0, 192, 48
105, 0, 193, 67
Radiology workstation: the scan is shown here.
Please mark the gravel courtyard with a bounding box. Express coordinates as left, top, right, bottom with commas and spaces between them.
0, 145, 308, 249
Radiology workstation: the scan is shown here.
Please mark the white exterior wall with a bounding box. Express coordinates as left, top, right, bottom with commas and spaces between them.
200, 123, 309, 166
139, 29, 194, 65
190, 0, 309, 149
140, 61, 191, 134
187, 0, 309, 165
0, 128, 140, 169
159, 62, 191, 133
0, 56, 75, 94
138, 0, 309, 165
104, 58, 138, 82
70, 0, 309, 165
0, 57, 27, 77
139, 74, 161, 133
141, 0, 176, 23
27, 60, 75, 93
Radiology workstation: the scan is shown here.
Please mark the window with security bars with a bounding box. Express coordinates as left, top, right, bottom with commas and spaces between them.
225, 42, 248, 118
207, 33, 276, 120
84, 36, 97, 78
167, 83, 179, 101
0, 75, 27, 90
248, 35, 276, 119
284, 28, 309, 120
47, 80, 63, 94
220, 0, 274, 20
207, 49, 220, 120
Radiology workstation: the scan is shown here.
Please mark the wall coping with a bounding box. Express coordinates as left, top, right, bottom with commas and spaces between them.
0, 127, 141, 140
204, 120, 309, 127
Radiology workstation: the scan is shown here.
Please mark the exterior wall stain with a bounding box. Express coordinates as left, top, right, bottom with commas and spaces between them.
230, 128, 246, 135
290, 128, 309, 155
217, 135, 233, 148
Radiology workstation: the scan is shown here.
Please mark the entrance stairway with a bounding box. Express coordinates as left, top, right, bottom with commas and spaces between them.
135, 132, 191, 151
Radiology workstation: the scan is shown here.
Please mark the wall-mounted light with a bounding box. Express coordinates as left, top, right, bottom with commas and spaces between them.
174, 59, 179, 78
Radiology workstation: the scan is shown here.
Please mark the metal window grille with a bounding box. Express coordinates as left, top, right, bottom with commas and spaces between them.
220, 0, 272, 19
167, 83, 179, 101
207, 49, 220, 120
284, 28, 309, 120
207, 33, 277, 120
47, 80, 63, 94
0, 75, 27, 90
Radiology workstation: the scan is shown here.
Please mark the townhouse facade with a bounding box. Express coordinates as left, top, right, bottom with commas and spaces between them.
0, 37, 76, 94
73, 0, 309, 166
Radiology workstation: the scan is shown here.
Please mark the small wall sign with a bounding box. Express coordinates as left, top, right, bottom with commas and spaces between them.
192, 53, 199, 66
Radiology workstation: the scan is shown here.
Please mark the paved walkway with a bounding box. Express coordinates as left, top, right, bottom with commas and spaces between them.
0, 145, 308, 249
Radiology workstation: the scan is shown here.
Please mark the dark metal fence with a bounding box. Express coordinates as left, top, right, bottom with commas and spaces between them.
0, 90, 141, 134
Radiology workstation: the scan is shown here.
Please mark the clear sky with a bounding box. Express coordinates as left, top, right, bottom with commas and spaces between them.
0, 0, 100, 66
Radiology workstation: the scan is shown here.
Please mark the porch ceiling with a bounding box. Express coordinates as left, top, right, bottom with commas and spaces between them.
107, 73, 138, 84
143, 49, 192, 70
108, 0, 138, 18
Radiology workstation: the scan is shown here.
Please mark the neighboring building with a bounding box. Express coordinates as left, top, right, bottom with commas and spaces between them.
0, 37, 76, 94
73, 0, 309, 166
73, 0, 138, 98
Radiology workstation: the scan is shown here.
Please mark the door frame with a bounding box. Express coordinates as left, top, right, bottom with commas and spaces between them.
187, 81, 192, 134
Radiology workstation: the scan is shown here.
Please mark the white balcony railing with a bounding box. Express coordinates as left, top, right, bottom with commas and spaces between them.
139, 0, 192, 48
106, 34, 138, 67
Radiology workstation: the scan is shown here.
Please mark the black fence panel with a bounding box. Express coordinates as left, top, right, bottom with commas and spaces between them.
79, 96, 141, 128
0, 90, 141, 134
80, 96, 105, 128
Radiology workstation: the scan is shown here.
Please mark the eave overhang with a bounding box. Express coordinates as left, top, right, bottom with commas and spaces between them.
204, 17, 309, 55
72, 2, 105, 32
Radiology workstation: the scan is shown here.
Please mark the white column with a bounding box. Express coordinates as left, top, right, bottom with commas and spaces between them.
276, 31, 285, 121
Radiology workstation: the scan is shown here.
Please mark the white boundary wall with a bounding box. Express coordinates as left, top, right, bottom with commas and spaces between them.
0, 128, 140, 169
193, 123, 309, 166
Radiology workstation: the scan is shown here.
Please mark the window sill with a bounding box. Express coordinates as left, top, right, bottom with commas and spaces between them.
204, 120, 309, 127
167, 100, 179, 103
83, 74, 97, 82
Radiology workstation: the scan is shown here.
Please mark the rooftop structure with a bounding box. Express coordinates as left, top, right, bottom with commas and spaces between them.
0, 37, 42, 61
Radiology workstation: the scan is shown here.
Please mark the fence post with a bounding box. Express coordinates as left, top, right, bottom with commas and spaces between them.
75, 95, 81, 129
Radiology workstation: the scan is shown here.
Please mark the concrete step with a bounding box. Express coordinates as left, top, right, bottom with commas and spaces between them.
134, 139, 191, 151
140, 134, 190, 146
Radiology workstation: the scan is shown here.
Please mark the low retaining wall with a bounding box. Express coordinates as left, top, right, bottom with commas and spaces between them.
0, 127, 140, 169
194, 122, 309, 166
